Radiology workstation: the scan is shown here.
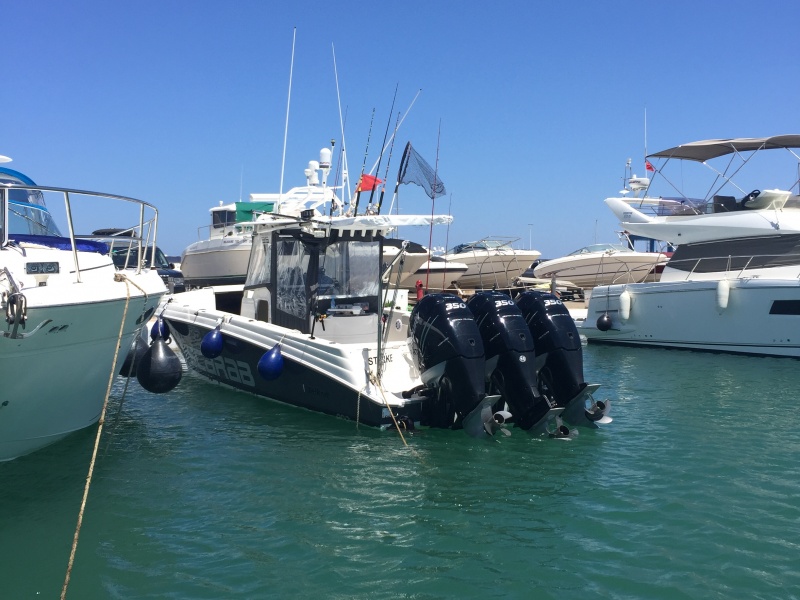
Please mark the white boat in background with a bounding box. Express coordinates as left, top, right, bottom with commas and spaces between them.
180, 159, 343, 290
443, 237, 541, 289
579, 134, 800, 358
412, 255, 469, 291
532, 240, 670, 289
0, 162, 169, 461
382, 239, 468, 292
180, 199, 277, 288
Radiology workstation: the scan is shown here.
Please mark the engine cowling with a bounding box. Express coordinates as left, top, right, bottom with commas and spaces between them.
466, 291, 555, 431
516, 290, 586, 415
409, 293, 486, 429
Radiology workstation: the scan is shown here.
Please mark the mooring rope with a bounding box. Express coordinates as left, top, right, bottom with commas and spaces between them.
368, 372, 409, 447
61, 276, 133, 600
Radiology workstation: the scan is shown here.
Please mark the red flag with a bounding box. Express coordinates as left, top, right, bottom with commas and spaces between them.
358, 174, 382, 191
645, 160, 655, 172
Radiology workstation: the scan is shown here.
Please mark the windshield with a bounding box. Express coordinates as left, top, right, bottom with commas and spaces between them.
7, 189, 63, 237
110, 244, 171, 269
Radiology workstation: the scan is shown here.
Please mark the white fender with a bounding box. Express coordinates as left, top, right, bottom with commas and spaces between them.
619, 290, 631, 321
716, 279, 730, 311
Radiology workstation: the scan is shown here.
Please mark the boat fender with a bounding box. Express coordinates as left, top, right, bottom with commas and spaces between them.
619, 290, 631, 321
596, 312, 612, 331
119, 331, 148, 377
136, 336, 182, 393
201, 325, 224, 359
257, 344, 284, 380
716, 279, 730, 311
150, 316, 170, 343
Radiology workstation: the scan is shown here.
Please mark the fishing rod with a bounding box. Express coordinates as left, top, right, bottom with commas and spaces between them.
425, 121, 443, 290
367, 88, 421, 177
366, 84, 399, 211
388, 142, 412, 217
352, 108, 374, 217
375, 111, 401, 215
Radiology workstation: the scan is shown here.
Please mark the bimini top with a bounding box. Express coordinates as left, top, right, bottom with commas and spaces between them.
648, 135, 800, 162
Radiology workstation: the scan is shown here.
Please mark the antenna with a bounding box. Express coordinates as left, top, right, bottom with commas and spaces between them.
278, 27, 296, 200
332, 44, 351, 201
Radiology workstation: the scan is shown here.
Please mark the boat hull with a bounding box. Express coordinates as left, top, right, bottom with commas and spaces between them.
446, 250, 541, 289
0, 279, 164, 460
161, 298, 423, 428
533, 252, 667, 288
579, 278, 800, 358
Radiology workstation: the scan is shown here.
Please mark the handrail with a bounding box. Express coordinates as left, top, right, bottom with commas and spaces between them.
1, 183, 159, 283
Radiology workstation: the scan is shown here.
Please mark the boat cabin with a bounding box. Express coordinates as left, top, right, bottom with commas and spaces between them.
240, 219, 384, 343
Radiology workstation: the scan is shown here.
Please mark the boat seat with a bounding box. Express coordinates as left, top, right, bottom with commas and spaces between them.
712, 195, 738, 213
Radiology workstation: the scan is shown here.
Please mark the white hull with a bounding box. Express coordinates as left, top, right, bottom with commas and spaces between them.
0, 285, 164, 460
446, 250, 541, 289
181, 236, 252, 287
579, 278, 800, 357
533, 251, 667, 288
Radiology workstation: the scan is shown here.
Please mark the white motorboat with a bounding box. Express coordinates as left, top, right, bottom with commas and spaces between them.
579, 134, 800, 358
158, 147, 608, 436
442, 237, 542, 290
382, 239, 468, 292
412, 255, 469, 291
532, 241, 670, 289
180, 199, 276, 289
0, 163, 170, 460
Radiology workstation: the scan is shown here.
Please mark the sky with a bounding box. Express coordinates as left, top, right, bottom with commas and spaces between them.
5, 1, 800, 258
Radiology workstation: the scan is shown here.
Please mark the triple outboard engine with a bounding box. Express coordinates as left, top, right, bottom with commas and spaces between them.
409, 294, 488, 431
466, 291, 557, 432
516, 290, 607, 425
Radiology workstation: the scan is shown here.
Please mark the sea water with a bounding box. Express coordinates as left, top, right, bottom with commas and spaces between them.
1, 344, 799, 599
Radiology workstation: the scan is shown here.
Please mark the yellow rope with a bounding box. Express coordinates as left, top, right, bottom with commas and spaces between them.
61, 277, 133, 600
369, 372, 409, 447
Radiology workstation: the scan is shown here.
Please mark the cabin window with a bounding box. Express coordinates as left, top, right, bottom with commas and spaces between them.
769, 300, 800, 315
244, 234, 271, 288
319, 240, 380, 299
212, 209, 236, 229
275, 239, 310, 320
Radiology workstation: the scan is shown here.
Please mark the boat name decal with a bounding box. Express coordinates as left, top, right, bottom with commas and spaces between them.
368, 353, 394, 366
182, 335, 256, 387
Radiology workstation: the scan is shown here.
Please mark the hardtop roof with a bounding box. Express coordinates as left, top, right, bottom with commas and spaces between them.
648, 135, 800, 162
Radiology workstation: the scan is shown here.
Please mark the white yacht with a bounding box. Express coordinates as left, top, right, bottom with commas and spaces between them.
532, 240, 670, 289
579, 135, 800, 358
0, 162, 168, 460
442, 237, 541, 290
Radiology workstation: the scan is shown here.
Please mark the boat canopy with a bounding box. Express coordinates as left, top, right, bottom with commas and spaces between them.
648, 135, 800, 162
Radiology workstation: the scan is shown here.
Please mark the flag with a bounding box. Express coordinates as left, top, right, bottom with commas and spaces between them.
358, 174, 382, 192
397, 142, 447, 200
645, 160, 655, 172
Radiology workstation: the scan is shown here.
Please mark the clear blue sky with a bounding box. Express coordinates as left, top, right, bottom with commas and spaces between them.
5, 1, 800, 257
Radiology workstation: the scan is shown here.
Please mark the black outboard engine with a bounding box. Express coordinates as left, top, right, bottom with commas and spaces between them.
467, 291, 556, 432
516, 290, 607, 426
409, 294, 488, 431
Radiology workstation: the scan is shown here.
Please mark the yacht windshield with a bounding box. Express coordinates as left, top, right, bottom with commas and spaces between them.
8, 193, 63, 237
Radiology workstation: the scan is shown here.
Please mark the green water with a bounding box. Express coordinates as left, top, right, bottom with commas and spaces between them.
1, 345, 799, 599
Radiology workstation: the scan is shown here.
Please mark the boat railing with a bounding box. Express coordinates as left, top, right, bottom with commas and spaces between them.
3, 184, 159, 284
667, 250, 800, 280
